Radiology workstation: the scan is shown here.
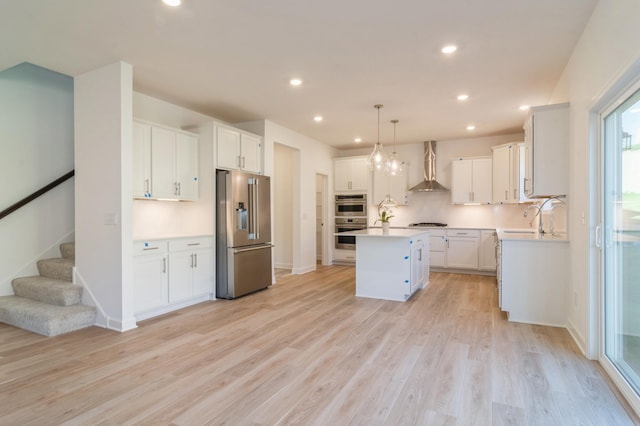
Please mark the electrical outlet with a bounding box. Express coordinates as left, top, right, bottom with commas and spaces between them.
581, 211, 586, 225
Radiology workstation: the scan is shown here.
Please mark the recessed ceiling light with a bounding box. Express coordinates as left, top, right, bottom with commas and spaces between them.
290, 78, 303, 87
466, 125, 476, 131
314, 116, 323, 122
457, 94, 469, 101
354, 137, 362, 143
441, 45, 458, 54
162, 0, 181, 6
519, 105, 530, 111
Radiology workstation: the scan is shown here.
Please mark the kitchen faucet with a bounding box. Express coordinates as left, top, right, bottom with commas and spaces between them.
523, 196, 566, 234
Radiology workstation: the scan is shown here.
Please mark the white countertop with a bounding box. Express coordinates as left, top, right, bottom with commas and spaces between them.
496, 228, 568, 242
337, 228, 430, 238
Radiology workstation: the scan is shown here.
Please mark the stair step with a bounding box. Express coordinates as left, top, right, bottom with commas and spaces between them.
60, 242, 75, 260
12, 276, 82, 306
0, 296, 96, 337
37, 258, 74, 281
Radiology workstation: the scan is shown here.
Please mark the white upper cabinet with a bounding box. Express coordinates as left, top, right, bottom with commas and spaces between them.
523, 103, 569, 198
334, 157, 369, 192
491, 142, 524, 204
133, 119, 199, 201
451, 157, 492, 204
215, 123, 263, 174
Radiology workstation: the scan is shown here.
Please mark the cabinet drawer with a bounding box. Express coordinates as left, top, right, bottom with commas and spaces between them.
134, 240, 168, 256
446, 229, 480, 238
169, 236, 213, 252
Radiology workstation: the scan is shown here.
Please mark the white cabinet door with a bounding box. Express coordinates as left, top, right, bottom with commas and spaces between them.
175, 132, 199, 201
410, 240, 425, 293
472, 158, 492, 204
451, 158, 492, 204
428, 230, 447, 268
240, 133, 262, 174
168, 250, 193, 304
334, 159, 352, 192
150, 126, 176, 199
524, 103, 569, 198
216, 125, 241, 170
132, 121, 151, 198
479, 230, 497, 271
192, 248, 213, 297
349, 157, 369, 192
446, 230, 480, 269
451, 159, 473, 203
133, 247, 168, 315
492, 144, 511, 204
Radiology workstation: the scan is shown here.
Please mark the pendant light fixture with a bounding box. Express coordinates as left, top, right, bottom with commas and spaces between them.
389, 119, 403, 176
368, 104, 390, 173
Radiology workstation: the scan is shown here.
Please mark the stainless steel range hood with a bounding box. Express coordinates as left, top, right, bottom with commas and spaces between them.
409, 140, 449, 192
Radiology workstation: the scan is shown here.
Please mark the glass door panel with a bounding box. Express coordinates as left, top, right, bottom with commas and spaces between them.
603, 87, 640, 395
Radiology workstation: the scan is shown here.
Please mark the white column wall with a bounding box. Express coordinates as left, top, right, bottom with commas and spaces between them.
74, 62, 135, 332
549, 0, 640, 356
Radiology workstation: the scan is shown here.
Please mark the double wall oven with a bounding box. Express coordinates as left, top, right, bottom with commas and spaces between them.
335, 194, 368, 251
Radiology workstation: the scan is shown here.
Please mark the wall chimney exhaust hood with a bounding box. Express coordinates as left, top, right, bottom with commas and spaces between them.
409, 141, 449, 192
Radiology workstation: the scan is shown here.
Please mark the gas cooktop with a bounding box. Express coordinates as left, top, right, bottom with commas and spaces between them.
408, 222, 448, 227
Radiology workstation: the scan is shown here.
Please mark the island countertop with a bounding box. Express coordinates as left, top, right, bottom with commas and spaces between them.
335, 228, 430, 238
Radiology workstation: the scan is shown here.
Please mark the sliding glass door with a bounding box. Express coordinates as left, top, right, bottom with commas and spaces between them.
603, 86, 640, 398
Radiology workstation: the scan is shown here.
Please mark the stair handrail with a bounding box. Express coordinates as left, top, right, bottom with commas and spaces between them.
0, 170, 75, 221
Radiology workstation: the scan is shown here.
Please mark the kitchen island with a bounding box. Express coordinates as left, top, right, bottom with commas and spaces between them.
338, 228, 430, 301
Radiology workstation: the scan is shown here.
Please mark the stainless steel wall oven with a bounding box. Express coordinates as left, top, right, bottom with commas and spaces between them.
335, 217, 368, 250
335, 194, 367, 217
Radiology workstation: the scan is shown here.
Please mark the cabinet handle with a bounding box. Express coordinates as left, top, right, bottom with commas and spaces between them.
242, 156, 246, 169
187, 243, 201, 246
143, 247, 159, 251
194, 253, 198, 268
145, 178, 150, 195
523, 177, 528, 192
177, 182, 181, 196
418, 248, 422, 261
162, 258, 166, 273
190, 253, 194, 268
237, 155, 242, 167
446, 239, 449, 248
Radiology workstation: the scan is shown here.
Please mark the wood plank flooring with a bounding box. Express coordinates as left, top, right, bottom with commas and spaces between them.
1, 265, 638, 425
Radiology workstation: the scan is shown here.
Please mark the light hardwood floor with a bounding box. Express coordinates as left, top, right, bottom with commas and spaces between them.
1, 266, 638, 425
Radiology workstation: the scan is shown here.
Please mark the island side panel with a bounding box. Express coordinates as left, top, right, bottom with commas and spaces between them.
355, 236, 412, 302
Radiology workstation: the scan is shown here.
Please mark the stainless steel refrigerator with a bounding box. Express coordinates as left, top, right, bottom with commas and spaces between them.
216, 169, 273, 299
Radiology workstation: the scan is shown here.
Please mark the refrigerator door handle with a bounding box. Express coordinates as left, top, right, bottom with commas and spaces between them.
248, 178, 260, 240
233, 244, 273, 254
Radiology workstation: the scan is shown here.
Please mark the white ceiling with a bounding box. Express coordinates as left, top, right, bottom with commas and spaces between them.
1, 0, 598, 149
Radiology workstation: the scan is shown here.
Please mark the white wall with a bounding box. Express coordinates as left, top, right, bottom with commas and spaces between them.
273, 143, 295, 269
0, 63, 75, 296
238, 120, 338, 274
549, 0, 640, 356
75, 62, 135, 332
338, 133, 535, 229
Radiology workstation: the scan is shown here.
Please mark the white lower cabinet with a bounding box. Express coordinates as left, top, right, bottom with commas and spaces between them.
445, 229, 480, 269
134, 236, 213, 320
428, 229, 447, 268
500, 239, 568, 326
133, 240, 168, 314
479, 230, 497, 271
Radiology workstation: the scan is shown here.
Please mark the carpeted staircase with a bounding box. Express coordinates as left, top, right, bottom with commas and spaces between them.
0, 242, 96, 336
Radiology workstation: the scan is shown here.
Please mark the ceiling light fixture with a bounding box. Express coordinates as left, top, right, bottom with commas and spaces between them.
457, 94, 469, 101
466, 124, 476, 131
314, 115, 323, 122
354, 137, 362, 143
162, 0, 181, 6
389, 119, 403, 177
367, 104, 389, 173
290, 78, 302, 87
441, 45, 458, 54
519, 105, 530, 111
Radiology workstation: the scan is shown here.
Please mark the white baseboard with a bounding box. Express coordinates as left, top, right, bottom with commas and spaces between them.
292, 264, 316, 275
566, 318, 589, 358
275, 262, 293, 269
